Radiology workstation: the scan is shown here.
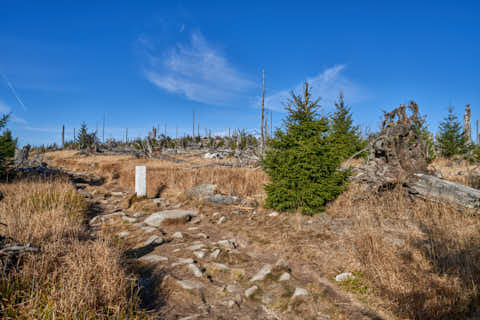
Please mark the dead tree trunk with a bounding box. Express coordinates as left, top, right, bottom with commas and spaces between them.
61, 125, 65, 149
464, 104, 472, 144
409, 173, 480, 209
261, 69, 265, 152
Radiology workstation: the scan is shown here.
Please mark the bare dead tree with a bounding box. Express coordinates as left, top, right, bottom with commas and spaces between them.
464, 104, 472, 143
192, 110, 195, 137
102, 113, 105, 143
270, 110, 273, 137
261, 69, 265, 151
477, 119, 479, 144
61, 125, 65, 148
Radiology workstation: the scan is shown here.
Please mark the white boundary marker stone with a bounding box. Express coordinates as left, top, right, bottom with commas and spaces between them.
135, 165, 146, 197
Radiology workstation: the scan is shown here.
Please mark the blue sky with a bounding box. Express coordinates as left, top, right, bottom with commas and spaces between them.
1, 1, 479, 146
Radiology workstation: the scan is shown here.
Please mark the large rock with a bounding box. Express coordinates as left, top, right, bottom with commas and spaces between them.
205, 194, 242, 205
144, 209, 197, 227
185, 184, 217, 200
409, 174, 480, 209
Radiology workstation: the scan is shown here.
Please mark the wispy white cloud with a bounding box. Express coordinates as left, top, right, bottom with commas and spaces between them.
260, 65, 365, 112
0, 100, 27, 124
143, 32, 254, 106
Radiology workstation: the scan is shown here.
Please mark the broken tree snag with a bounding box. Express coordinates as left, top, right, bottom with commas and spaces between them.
355, 102, 429, 188
409, 173, 480, 209
464, 104, 472, 143
14, 144, 31, 167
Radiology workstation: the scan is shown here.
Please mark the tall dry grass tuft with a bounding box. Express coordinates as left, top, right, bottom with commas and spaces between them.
0, 177, 148, 319
328, 184, 480, 319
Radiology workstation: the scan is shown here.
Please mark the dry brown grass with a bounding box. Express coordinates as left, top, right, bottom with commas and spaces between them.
0, 177, 148, 319
43, 151, 480, 318
45, 150, 269, 203
328, 183, 480, 319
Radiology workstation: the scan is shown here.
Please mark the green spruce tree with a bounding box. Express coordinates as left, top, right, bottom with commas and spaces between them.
437, 106, 468, 158
262, 82, 349, 215
77, 122, 97, 150
0, 114, 17, 173
330, 91, 366, 159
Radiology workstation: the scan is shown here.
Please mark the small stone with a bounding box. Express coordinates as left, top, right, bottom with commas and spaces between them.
144, 209, 197, 227
172, 231, 184, 239
139, 255, 168, 263
122, 216, 137, 223
187, 243, 206, 251
212, 212, 219, 217
178, 315, 200, 320
185, 184, 217, 200
171, 203, 182, 209
173, 248, 181, 253
275, 258, 289, 269
217, 216, 226, 224
141, 226, 157, 233
195, 233, 208, 239
226, 284, 241, 293
278, 272, 291, 281
191, 217, 201, 224
143, 235, 163, 247
133, 211, 147, 218
335, 272, 354, 282
188, 264, 203, 277
262, 294, 273, 304
188, 227, 199, 231
172, 258, 194, 267
117, 231, 129, 238
111, 191, 124, 197
210, 249, 221, 259
245, 285, 258, 298
292, 287, 308, 299
250, 264, 272, 282
217, 239, 236, 249
210, 263, 230, 271
193, 251, 206, 259
226, 300, 236, 308
177, 280, 204, 290
206, 194, 242, 205
268, 211, 279, 217
152, 198, 166, 205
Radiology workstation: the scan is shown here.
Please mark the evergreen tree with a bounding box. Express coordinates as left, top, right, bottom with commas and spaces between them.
330, 91, 366, 159
437, 106, 468, 157
0, 114, 17, 173
262, 82, 349, 215
77, 122, 97, 150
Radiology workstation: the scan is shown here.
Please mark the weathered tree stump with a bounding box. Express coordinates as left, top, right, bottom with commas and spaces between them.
14, 144, 31, 166
353, 102, 480, 209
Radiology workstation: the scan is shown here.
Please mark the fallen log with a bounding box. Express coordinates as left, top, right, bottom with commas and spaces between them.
408, 173, 480, 209
0, 244, 40, 256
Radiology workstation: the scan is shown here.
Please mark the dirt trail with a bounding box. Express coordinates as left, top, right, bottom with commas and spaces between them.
58, 166, 388, 320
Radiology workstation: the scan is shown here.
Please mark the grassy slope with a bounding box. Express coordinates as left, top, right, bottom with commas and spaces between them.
0, 177, 149, 319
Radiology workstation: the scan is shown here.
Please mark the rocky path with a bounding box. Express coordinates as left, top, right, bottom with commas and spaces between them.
61, 168, 387, 320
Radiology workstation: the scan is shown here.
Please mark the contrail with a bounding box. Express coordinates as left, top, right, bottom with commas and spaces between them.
1, 71, 27, 111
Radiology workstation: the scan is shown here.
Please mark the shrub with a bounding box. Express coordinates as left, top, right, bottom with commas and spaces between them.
262, 82, 349, 215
